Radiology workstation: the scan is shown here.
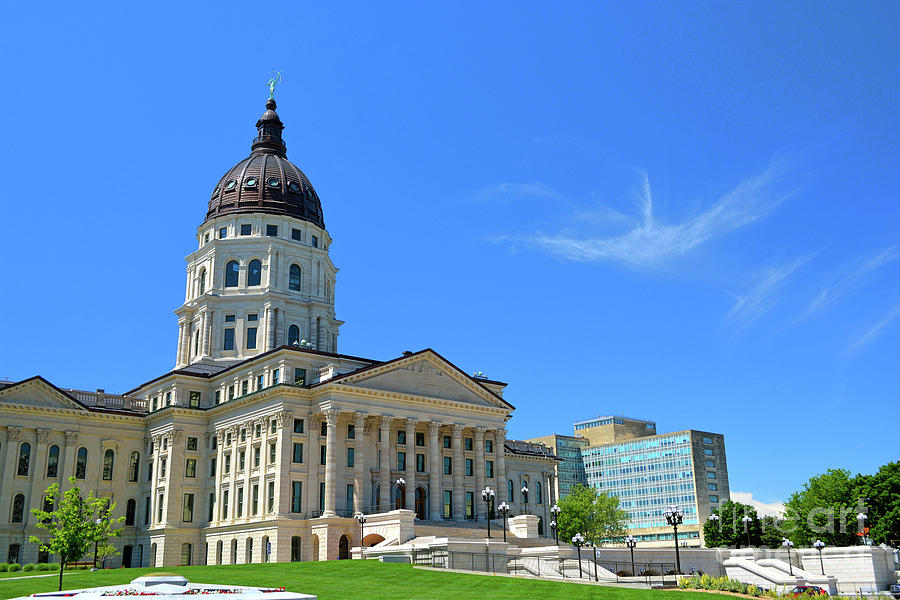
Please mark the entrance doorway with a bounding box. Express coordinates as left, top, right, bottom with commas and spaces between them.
338, 535, 350, 560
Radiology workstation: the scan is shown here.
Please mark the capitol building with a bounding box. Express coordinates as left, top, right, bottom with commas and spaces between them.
0, 97, 559, 566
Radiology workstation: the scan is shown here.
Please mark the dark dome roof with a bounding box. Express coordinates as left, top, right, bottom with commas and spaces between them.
205, 99, 324, 228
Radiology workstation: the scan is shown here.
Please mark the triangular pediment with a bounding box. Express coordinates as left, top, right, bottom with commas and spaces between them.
335, 353, 509, 409
0, 378, 88, 411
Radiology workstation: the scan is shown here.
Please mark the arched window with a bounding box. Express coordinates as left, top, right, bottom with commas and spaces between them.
75, 447, 88, 479
245, 538, 253, 563
288, 324, 300, 346
290, 536, 302, 562
216, 541, 223, 565
508, 479, 514, 503
102, 449, 115, 480
536, 481, 543, 504
125, 499, 136, 526
11, 494, 25, 523
181, 543, 193, 566
46, 445, 60, 478
289, 264, 301, 291
231, 539, 238, 564
128, 451, 140, 482
225, 260, 239, 287
247, 259, 262, 286
17, 442, 31, 476
198, 268, 206, 295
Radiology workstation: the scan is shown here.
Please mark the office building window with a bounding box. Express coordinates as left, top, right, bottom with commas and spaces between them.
710, 495, 719, 503
708, 483, 718, 491
291, 481, 302, 513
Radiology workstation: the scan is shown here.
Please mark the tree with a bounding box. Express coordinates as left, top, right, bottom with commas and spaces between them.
760, 515, 786, 548
782, 468, 861, 547
854, 461, 900, 545
557, 484, 628, 547
29, 478, 124, 590
702, 500, 763, 548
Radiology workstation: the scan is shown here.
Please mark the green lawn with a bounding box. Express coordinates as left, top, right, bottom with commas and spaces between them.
0, 561, 716, 600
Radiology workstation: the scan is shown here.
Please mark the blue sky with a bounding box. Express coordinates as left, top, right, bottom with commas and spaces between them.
1, 2, 898, 512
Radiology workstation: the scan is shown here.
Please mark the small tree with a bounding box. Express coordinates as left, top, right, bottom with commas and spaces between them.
29, 478, 123, 590
557, 484, 628, 546
703, 500, 763, 548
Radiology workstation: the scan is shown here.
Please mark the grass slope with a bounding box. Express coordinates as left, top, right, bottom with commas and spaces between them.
0, 561, 717, 600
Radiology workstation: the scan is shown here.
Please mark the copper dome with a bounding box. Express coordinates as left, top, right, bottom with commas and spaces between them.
205, 99, 324, 228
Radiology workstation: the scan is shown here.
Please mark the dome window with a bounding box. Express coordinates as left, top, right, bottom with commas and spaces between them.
244, 177, 258, 188
225, 179, 237, 190
267, 177, 280, 188
211, 185, 220, 197
288, 181, 300, 193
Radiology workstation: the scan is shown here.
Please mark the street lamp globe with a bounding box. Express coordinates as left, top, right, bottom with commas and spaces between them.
396, 477, 406, 487
550, 504, 560, 516
572, 533, 585, 545
355, 513, 366, 525
813, 540, 825, 550
708, 514, 719, 522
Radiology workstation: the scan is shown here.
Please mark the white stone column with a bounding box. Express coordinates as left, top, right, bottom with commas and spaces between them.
306, 415, 321, 516
227, 426, 239, 521
28, 429, 50, 523
265, 306, 275, 351
353, 413, 366, 514
474, 427, 486, 520
428, 422, 442, 520
451, 424, 464, 521
379, 416, 392, 512
150, 434, 161, 525
495, 429, 507, 502
62, 430, 78, 492
201, 310, 212, 357
214, 430, 225, 521
176, 321, 186, 367
404, 418, 416, 513
0, 427, 22, 520
273, 410, 291, 515
322, 409, 339, 516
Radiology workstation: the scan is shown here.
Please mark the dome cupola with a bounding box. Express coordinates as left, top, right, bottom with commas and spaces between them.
205, 99, 324, 228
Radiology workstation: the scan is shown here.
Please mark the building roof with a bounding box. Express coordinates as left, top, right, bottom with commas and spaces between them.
504, 439, 559, 460
205, 98, 324, 228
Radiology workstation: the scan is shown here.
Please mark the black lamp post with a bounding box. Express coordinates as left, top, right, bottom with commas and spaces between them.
742, 515, 753, 548
572, 533, 585, 579
396, 478, 405, 510
626, 535, 637, 576
481, 487, 495, 539
664, 505, 684, 574
93, 517, 102, 569
498, 502, 510, 542
813, 539, 825, 575
782, 538, 794, 575
356, 513, 367, 550
521, 484, 529, 515
550, 504, 561, 545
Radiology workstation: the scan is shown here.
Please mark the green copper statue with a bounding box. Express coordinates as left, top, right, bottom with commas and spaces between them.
267, 71, 281, 100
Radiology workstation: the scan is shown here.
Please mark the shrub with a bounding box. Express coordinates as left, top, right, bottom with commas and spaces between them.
47, 563, 60, 571
22, 563, 35, 571
36, 563, 49, 571
8, 563, 22, 572
617, 570, 633, 577
0, 563, 8, 572
747, 584, 762, 597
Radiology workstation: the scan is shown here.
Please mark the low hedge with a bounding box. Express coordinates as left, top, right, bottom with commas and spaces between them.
7, 563, 22, 572
22, 563, 36, 572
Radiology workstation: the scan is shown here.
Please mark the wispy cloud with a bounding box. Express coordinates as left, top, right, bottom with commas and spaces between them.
795, 245, 900, 322
497, 154, 798, 268
724, 256, 813, 330
730, 491, 784, 517
846, 300, 900, 355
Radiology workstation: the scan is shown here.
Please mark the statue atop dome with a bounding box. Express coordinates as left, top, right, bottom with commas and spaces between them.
267, 71, 281, 100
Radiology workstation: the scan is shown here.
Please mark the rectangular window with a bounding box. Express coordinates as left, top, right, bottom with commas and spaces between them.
710, 495, 719, 503
151, 397, 158, 411
187, 437, 198, 451
144, 496, 150, 525
165, 392, 171, 406
321, 421, 327, 436
222, 490, 229, 519
443, 456, 452, 475
212, 436, 217, 450
415, 432, 425, 446
486, 460, 494, 479
320, 444, 327, 466
485, 440, 493, 453
163, 437, 168, 450
704, 448, 714, 456
311, 235, 318, 248
241, 380, 249, 395
292, 443, 303, 463
397, 451, 406, 471
465, 458, 473, 476
252, 484, 259, 515
160, 458, 167, 478
240, 224, 252, 236
219, 227, 228, 239
242, 429, 247, 442
253, 447, 260, 468
185, 459, 197, 478
248, 313, 258, 322
706, 460, 716, 468
209, 457, 216, 478
236, 488, 244, 517
267, 481, 275, 513
319, 482, 325, 512
465, 437, 473, 451
272, 369, 279, 385
255, 424, 261, 438
225, 314, 236, 323
347, 447, 355, 467
291, 481, 302, 513
269, 442, 276, 464
703, 437, 713, 444
183, 493, 194, 522
347, 424, 355, 439
443, 436, 451, 449
443, 490, 452, 518
294, 368, 306, 385
224, 454, 231, 473
416, 453, 426, 473
228, 385, 235, 401
147, 463, 153, 482
238, 451, 245, 471
266, 224, 278, 237
707, 471, 717, 479
189, 392, 201, 408
247, 327, 257, 349
157, 494, 164, 522
208, 492, 215, 521
397, 431, 406, 445
291, 228, 302, 241
466, 491, 474, 520
293, 418, 305, 433
256, 374, 264, 389
347, 484, 355, 514
224, 328, 235, 350
708, 483, 718, 491
270, 419, 277, 434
